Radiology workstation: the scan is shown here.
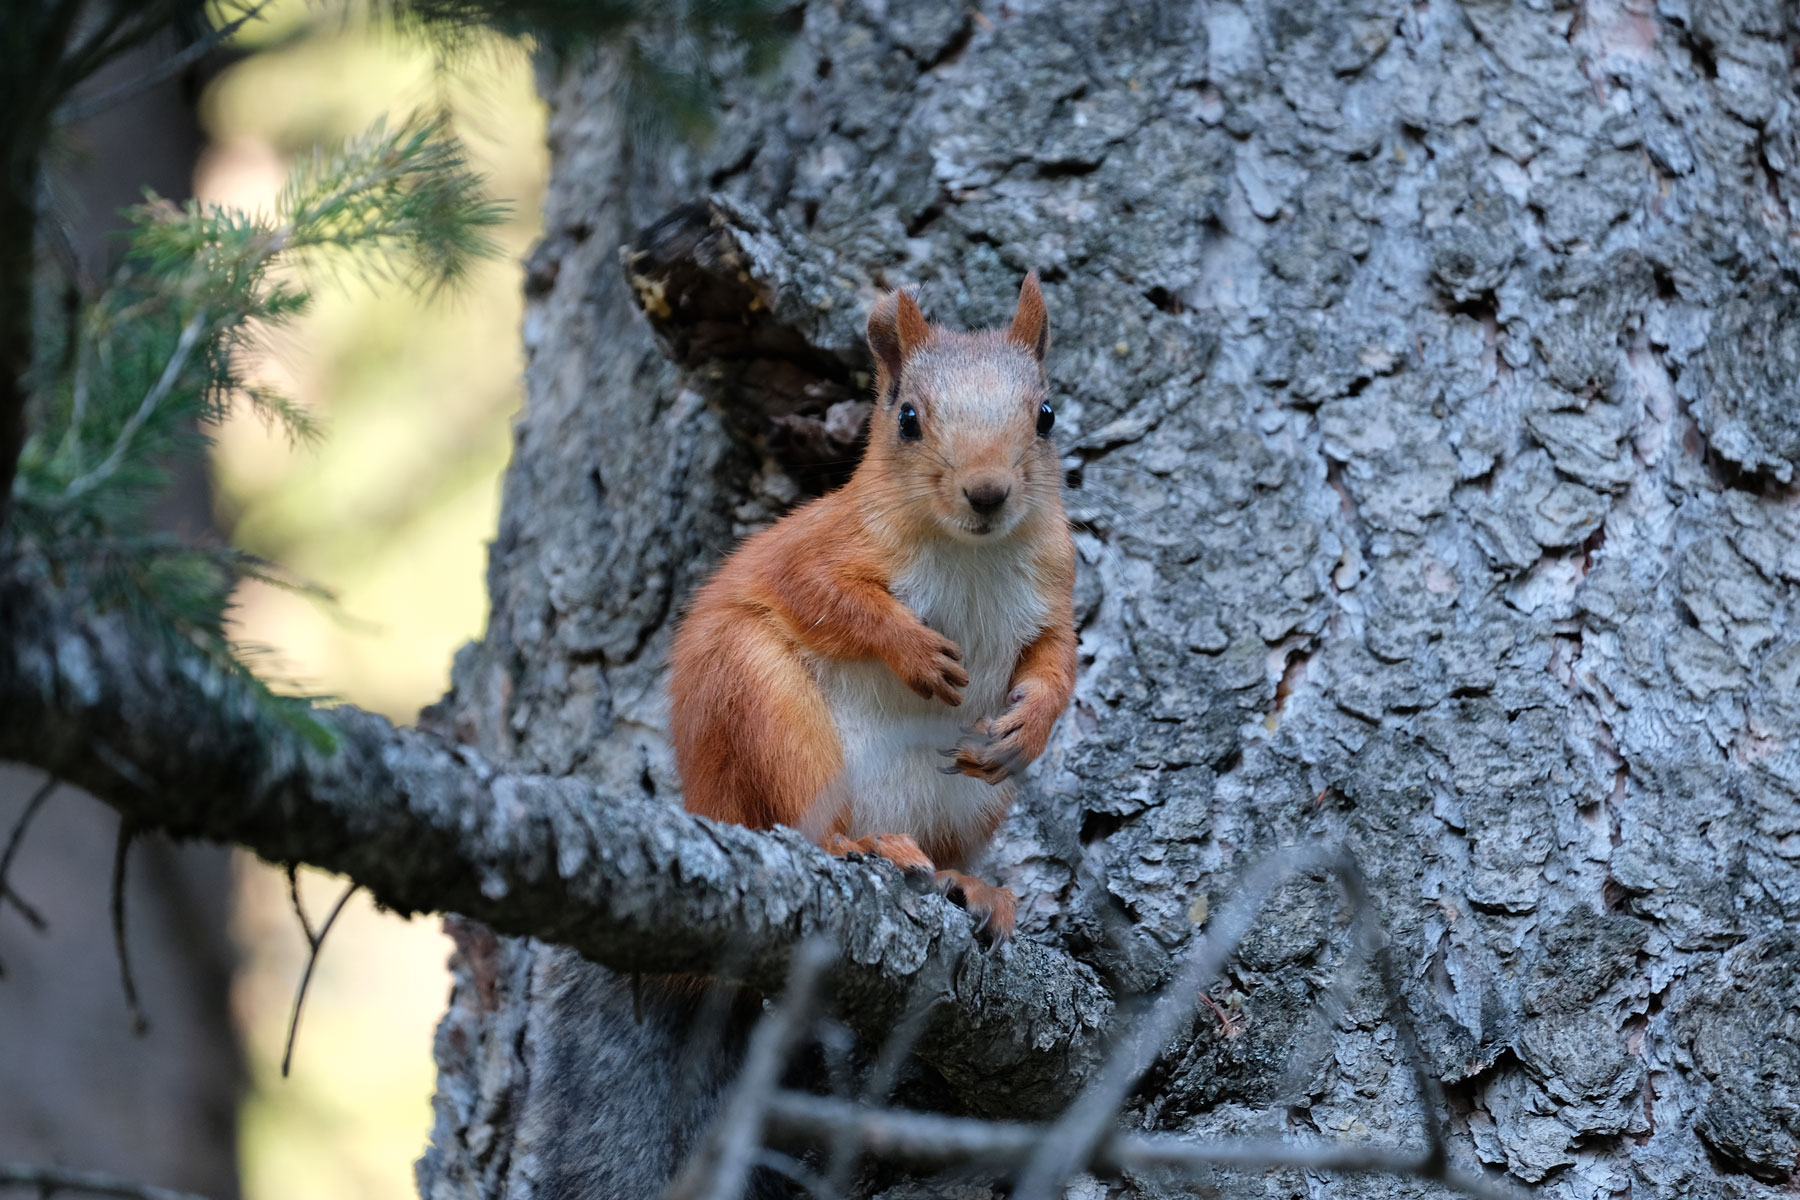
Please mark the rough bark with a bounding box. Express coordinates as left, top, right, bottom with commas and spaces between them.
415, 2, 1800, 1197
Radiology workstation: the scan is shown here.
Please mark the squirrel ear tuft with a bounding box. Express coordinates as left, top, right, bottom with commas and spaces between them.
1009, 271, 1049, 365
895, 289, 933, 359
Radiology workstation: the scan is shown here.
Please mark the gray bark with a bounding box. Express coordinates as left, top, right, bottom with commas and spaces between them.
416, 1, 1800, 1197
3, 1, 1797, 1197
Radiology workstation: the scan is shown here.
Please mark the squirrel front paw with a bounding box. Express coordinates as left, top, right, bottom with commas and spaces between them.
893, 627, 968, 706
940, 685, 1048, 783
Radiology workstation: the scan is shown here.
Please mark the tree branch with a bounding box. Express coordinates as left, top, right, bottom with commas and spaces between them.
0, 573, 1111, 1116
760, 1094, 1525, 1200
0, 1162, 210, 1200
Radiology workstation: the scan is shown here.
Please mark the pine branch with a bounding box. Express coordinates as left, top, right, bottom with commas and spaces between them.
62, 311, 205, 499
6, 112, 504, 744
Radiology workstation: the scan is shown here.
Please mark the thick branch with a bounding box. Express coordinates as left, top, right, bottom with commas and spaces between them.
0, 574, 1111, 1115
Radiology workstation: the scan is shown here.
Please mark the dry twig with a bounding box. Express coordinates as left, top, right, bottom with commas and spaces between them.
822, 979, 945, 1193
280, 870, 359, 1078
54, 2, 276, 125
665, 939, 837, 1200
0, 1163, 211, 1200
723, 845, 1524, 1200
0, 773, 55, 935
760, 1093, 1524, 1200
1013, 844, 1336, 1200
109, 819, 148, 1036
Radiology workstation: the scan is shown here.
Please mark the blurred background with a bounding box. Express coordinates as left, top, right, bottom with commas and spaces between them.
0, 3, 546, 1197
210, 7, 545, 1198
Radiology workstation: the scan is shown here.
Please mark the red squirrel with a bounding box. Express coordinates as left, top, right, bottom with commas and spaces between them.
669, 273, 1077, 943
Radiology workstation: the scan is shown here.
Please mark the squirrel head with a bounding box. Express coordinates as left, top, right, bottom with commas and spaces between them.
861, 273, 1058, 544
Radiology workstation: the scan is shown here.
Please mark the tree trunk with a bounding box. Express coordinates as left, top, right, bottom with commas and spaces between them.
417, 2, 1800, 1197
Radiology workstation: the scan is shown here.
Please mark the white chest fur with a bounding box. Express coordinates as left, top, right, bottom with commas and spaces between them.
811, 538, 1049, 860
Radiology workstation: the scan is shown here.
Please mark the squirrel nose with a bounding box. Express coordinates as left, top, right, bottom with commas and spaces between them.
963, 481, 1010, 516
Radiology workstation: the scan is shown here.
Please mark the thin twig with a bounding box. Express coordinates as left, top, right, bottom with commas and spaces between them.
823, 978, 945, 1193
280, 879, 357, 1078
748, 1150, 832, 1198
1013, 844, 1336, 1200
665, 939, 837, 1200
56, 2, 276, 124
286, 863, 313, 942
0, 1162, 212, 1200
58, 0, 179, 89
1337, 858, 1450, 1175
110, 820, 148, 1036
763, 1093, 1526, 1200
0, 882, 44, 934
64, 312, 205, 499
0, 775, 56, 932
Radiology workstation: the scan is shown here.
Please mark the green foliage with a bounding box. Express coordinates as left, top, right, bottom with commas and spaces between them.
8, 114, 505, 746
4, 0, 791, 749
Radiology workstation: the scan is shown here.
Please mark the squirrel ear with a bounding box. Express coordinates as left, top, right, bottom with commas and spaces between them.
1009, 271, 1049, 365
868, 289, 932, 403
867, 292, 903, 400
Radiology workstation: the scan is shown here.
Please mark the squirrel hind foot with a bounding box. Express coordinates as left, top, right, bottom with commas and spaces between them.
935, 869, 1016, 947
826, 831, 937, 879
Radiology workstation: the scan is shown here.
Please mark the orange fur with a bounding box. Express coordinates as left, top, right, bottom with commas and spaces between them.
669, 274, 1077, 944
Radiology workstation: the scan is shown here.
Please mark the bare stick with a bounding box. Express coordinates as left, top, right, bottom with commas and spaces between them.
110, 820, 148, 1036
1337, 857, 1450, 1174
665, 939, 836, 1200
0, 1162, 212, 1200
823, 978, 945, 1193
55, 2, 276, 125
280, 879, 357, 1078
285, 864, 314, 941
749, 1149, 832, 1198
1013, 843, 1336, 1200
763, 1093, 1526, 1200
0, 774, 55, 932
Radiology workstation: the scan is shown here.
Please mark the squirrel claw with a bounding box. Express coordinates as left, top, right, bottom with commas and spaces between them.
935, 869, 1016, 946
827, 832, 936, 878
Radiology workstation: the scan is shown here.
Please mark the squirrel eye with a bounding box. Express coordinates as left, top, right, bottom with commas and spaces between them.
898, 402, 922, 441
1036, 402, 1055, 438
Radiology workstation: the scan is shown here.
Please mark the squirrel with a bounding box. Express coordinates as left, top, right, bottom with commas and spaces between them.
669, 273, 1077, 944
